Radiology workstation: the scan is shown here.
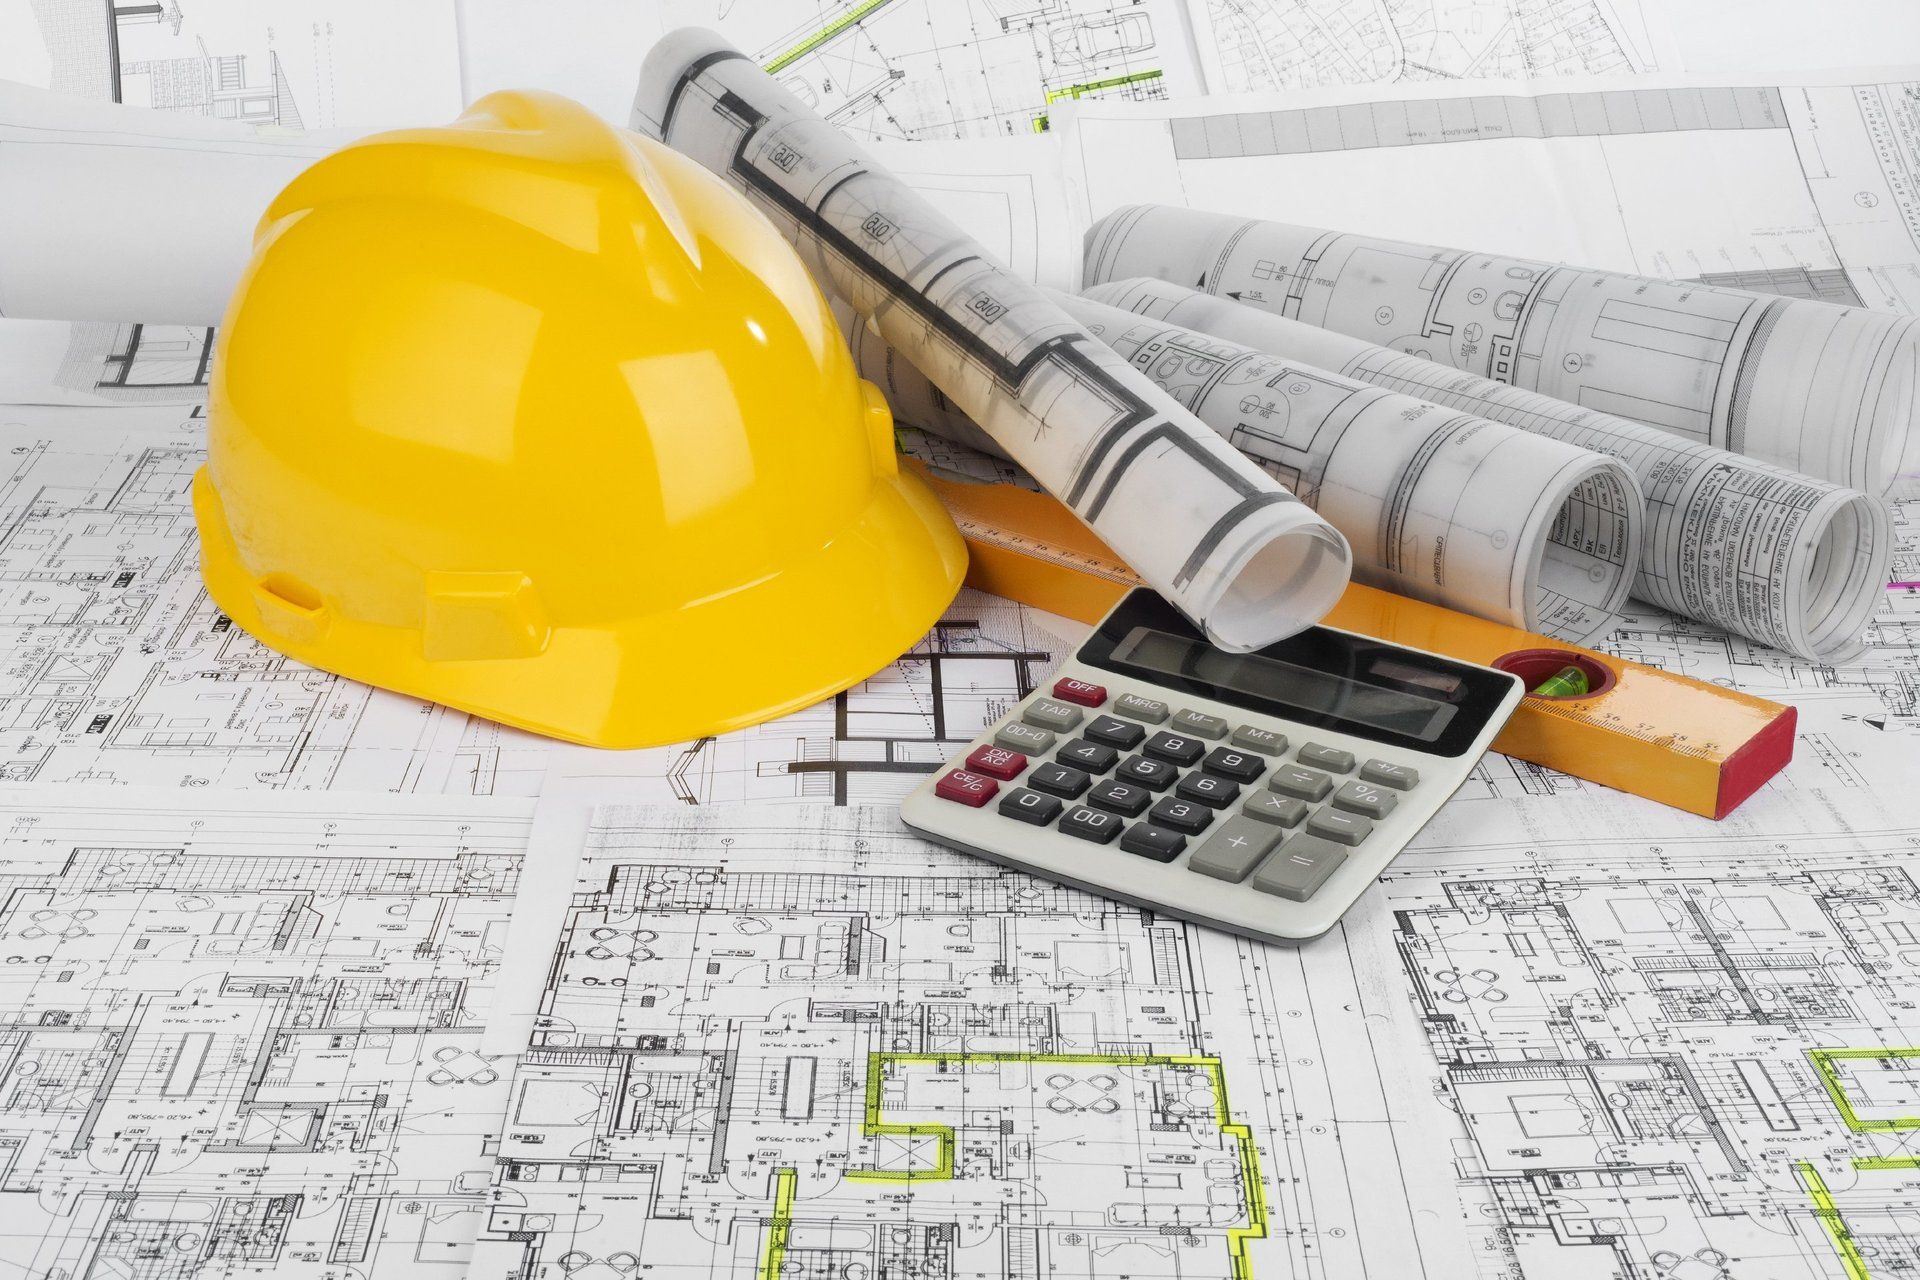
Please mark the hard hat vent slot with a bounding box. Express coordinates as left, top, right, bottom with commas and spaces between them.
251, 574, 331, 644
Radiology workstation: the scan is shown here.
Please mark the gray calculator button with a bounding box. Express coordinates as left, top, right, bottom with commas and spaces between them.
1251, 833, 1347, 901
1231, 725, 1288, 754
1332, 780, 1397, 820
1242, 792, 1307, 827
1201, 746, 1265, 783
1360, 759, 1419, 790
1059, 806, 1123, 845
1084, 714, 1146, 750
1306, 808, 1373, 846
1268, 764, 1333, 802
1113, 693, 1170, 724
1170, 708, 1228, 740
1088, 778, 1152, 817
1188, 816, 1284, 883
994, 722, 1055, 754
1297, 742, 1356, 773
1120, 823, 1186, 862
998, 787, 1062, 826
1022, 698, 1084, 733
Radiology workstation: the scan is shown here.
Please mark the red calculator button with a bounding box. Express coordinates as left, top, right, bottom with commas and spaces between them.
965, 745, 1028, 780
935, 769, 999, 806
1052, 677, 1107, 707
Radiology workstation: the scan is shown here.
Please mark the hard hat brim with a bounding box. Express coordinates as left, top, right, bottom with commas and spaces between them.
193, 465, 968, 750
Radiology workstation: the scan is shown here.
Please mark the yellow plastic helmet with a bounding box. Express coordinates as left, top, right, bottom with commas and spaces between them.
194, 91, 966, 749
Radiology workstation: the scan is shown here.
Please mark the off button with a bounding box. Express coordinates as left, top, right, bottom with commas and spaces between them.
1052, 677, 1107, 707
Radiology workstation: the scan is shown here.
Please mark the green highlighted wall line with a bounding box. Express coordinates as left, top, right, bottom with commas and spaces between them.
1809, 1047, 1920, 1132
849, 1050, 1268, 1279
1031, 69, 1163, 132
763, 0, 899, 73
1797, 1162, 1872, 1280
757, 1167, 798, 1280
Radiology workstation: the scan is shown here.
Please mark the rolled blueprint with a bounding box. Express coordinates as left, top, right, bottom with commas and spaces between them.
1083, 205, 1920, 497
0, 81, 361, 326
1086, 277, 1895, 663
858, 293, 1643, 643
633, 31, 1351, 652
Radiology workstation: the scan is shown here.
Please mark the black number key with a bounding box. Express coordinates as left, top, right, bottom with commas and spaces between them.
1059, 805, 1123, 844
1057, 737, 1119, 774
1201, 747, 1265, 783
1088, 778, 1151, 817
1143, 732, 1205, 767
1027, 761, 1091, 799
1116, 755, 1177, 792
998, 787, 1062, 826
1176, 771, 1240, 809
1083, 714, 1147, 750
1148, 796, 1214, 835
1120, 823, 1187, 862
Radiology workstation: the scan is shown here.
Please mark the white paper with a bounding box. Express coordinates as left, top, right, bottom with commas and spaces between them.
0, 81, 362, 326
1184, 0, 1668, 95
636, 28, 1353, 653
1337, 784, 1920, 1279
2, 0, 462, 128
1060, 70, 1920, 496
1086, 277, 1896, 661
472, 800, 1472, 1279
0, 783, 535, 1278
1084, 202, 1919, 497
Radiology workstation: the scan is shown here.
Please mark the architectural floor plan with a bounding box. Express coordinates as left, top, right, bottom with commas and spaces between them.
470, 803, 1472, 1280
0, 785, 535, 1279
1189, 0, 1665, 94
1343, 788, 1920, 1280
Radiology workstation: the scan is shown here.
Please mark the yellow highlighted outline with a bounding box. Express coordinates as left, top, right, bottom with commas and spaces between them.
1031, 69, 1163, 131
1796, 1162, 1872, 1280
764, 0, 899, 73
848, 1050, 1268, 1279
758, 1167, 798, 1280
1808, 1047, 1920, 1133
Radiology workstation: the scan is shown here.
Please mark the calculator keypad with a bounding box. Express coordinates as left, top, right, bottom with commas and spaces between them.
930, 684, 1440, 915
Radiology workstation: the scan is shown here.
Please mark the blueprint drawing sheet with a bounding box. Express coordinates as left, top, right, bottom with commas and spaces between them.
1083, 202, 1920, 497
1058, 290, 1642, 643
1186, 0, 1668, 94
453, 0, 1202, 142
473, 801, 1468, 1280
1062, 70, 1920, 494
0, 405, 1076, 803
636, 28, 1354, 655
1331, 786, 1920, 1280
0, 784, 535, 1279
1080, 276, 1895, 662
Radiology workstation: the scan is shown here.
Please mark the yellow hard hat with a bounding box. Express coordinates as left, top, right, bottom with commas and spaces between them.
194, 91, 966, 749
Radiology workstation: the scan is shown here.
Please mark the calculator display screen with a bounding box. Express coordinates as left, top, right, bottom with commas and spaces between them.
1110, 628, 1457, 741
1077, 590, 1515, 757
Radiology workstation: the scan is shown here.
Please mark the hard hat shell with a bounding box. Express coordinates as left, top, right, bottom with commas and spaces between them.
195, 91, 966, 749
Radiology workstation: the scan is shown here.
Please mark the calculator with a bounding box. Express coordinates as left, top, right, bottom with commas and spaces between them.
899, 589, 1525, 943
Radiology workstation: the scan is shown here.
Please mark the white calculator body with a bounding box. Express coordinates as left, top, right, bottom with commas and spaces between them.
900, 589, 1525, 944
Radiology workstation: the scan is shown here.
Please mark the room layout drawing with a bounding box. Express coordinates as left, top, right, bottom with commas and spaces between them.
665, 0, 1199, 139
0, 785, 535, 1279
1188, 0, 1665, 95
469, 804, 1473, 1280
1351, 790, 1920, 1280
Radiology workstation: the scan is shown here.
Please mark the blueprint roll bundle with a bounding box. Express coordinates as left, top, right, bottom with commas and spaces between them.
632, 30, 1352, 654
1084, 277, 1895, 664
1083, 205, 1920, 498
861, 291, 1643, 644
